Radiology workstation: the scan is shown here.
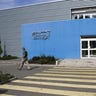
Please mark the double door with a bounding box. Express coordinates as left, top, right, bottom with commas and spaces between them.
81, 38, 96, 58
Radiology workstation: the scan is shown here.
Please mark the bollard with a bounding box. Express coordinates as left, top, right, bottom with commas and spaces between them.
56, 61, 58, 66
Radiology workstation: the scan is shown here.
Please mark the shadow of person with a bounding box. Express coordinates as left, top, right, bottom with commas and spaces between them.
29, 66, 39, 70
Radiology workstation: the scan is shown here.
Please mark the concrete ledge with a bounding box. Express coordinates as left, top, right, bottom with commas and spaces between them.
58, 59, 96, 67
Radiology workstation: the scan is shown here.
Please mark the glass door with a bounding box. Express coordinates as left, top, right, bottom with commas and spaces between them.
81, 37, 96, 58
90, 40, 96, 57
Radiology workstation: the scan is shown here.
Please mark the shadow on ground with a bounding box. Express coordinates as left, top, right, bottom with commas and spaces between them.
30, 66, 39, 70
0, 89, 8, 94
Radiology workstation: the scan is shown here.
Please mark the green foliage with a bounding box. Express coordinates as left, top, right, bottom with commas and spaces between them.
0, 55, 18, 60
0, 41, 3, 57
28, 55, 56, 64
0, 71, 15, 84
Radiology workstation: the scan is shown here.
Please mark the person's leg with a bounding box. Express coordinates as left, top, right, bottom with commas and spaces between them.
18, 58, 26, 70
26, 60, 31, 70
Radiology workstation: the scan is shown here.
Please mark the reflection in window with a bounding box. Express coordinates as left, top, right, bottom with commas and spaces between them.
85, 15, 90, 18
79, 15, 83, 19
75, 16, 78, 19
82, 41, 88, 48
92, 15, 96, 18
90, 50, 96, 57
90, 41, 96, 48
82, 50, 88, 57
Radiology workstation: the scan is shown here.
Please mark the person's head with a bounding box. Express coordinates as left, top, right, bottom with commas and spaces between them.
22, 47, 25, 51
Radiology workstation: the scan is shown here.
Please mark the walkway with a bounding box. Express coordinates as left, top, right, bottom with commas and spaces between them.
0, 66, 96, 96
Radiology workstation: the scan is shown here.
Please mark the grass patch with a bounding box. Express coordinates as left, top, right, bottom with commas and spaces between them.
0, 71, 15, 84
28, 55, 56, 64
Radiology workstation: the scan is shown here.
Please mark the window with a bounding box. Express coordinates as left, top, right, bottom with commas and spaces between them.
85, 15, 90, 19
81, 37, 96, 58
75, 15, 78, 19
92, 15, 96, 18
90, 41, 96, 48
82, 50, 88, 57
82, 41, 88, 48
71, 7, 96, 20
79, 15, 83, 19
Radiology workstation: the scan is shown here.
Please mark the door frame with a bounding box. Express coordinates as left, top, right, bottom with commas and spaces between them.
80, 37, 96, 59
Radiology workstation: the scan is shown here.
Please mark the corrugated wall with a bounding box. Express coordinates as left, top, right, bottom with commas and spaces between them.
0, 0, 96, 56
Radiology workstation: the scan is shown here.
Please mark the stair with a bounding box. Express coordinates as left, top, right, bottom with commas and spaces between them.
57, 59, 96, 67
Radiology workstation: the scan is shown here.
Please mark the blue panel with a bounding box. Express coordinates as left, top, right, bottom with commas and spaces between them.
22, 19, 96, 59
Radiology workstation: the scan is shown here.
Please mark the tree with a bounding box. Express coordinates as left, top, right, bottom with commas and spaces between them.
0, 40, 3, 57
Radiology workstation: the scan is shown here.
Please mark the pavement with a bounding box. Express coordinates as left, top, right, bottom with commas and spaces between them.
0, 59, 96, 96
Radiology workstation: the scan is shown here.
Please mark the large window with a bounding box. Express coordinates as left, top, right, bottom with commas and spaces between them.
72, 14, 96, 19
81, 37, 96, 58
71, 7, 96, 20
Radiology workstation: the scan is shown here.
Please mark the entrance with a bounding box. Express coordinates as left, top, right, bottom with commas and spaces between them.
81, 37, 96, 58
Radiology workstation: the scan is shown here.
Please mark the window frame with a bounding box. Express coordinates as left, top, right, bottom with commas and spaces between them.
80, 37, 96, 59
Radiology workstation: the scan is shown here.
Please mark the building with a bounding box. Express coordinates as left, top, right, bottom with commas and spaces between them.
1, 0, 96, 59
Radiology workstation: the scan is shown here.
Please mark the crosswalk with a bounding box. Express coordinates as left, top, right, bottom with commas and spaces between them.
0, 66, 96, 96
0, 94, 16, 96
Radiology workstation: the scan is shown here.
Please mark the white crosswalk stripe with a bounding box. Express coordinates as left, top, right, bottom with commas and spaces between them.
0, 84, 96, 96
43, 70, 96, 75
35, 73, 96, 79
12, 79, 96, 89
0, 66, 96, 96
53, 67, 96, 70
0, 94, 16, 96
25, 76, 96, 83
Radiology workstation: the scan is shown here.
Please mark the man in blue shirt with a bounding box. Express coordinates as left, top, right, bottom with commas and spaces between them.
18, 48, 30, 70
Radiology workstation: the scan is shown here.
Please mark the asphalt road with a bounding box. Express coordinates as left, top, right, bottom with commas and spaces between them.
0, 63, 51, 79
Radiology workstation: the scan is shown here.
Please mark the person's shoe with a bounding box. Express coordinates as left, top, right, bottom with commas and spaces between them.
27, 66, 31, 70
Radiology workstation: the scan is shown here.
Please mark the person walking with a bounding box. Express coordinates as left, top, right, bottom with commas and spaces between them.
18, 48, 30, 70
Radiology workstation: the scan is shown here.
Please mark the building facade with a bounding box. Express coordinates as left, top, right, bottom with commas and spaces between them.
22, 19, 96, 59
0, 0, 96, 59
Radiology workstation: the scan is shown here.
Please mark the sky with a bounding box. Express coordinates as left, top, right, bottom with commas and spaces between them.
0, 0, 62, 10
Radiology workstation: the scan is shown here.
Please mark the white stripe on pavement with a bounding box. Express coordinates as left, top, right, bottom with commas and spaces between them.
53, 67, 96, 70
35, 73, 96, 79
43, 70, 96, 75
12, 79, 96, 89
0, 84, 96, 96
25, 76, 96, 83
0, 94, 16, 96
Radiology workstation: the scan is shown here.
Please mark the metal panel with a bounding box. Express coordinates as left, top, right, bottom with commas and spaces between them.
22, 19, 96, 59
0, 0, 96, 57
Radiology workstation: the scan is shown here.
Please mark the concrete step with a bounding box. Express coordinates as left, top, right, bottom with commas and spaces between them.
57, 59, 96, 67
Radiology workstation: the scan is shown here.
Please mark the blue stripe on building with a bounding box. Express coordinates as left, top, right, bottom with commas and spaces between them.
22, 19, 96, 59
